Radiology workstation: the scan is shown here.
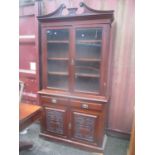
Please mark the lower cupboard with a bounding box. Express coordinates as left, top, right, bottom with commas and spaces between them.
39, 94, 107, 152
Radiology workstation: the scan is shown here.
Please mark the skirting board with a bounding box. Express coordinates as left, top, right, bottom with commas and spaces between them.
106, 128, 130, 140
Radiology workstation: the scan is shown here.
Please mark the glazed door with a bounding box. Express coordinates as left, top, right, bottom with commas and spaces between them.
73, 27, 103, 94
70, 109, 102, 145
44, 106, 68, 137
42, 28, 71, 91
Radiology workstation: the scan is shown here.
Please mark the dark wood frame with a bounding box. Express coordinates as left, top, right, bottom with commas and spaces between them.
40, 23, 112, 97
38, 2, 114, 153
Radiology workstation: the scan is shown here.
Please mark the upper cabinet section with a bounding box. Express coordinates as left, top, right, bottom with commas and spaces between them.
38, 2, 114, 99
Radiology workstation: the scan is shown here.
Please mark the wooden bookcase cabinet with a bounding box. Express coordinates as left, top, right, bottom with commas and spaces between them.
38, 2, 114, 152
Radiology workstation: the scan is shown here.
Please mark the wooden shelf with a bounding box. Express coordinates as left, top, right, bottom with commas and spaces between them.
75, 73, 100, 78
76, 66, 99, 74
47, 86, 67, 91
76, 42, 101, 47
48, 72, 68, 76
74, 89, 99, 94
48, 57, 69, 61
47, 40, 69, 43
76, 40, 101, 43
76, 58, 101, 62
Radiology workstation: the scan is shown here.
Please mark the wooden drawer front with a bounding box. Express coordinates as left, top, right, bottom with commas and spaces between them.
70, 100, 103, 111
40, 95, 68, 107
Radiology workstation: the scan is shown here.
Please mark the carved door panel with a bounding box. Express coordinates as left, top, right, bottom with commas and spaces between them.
70, 109, 101, 145
44, 107, 68, 137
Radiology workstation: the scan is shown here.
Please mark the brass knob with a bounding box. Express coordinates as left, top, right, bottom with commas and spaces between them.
81, 103, 88, 109
51, 98, 57, 103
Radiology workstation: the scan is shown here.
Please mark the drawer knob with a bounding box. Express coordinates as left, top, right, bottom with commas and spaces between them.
81, 103, 88, 109
51, 98, 57, 103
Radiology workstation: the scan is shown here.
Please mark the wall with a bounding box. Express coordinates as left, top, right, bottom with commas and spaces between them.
43, 0, 135, 134
19, 2, 40, 104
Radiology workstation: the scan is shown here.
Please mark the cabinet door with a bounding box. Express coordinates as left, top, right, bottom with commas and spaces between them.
44, 106, 68, 137
43, 28, 70, 91
74, 27, 103, 94
70, 109, 103, 145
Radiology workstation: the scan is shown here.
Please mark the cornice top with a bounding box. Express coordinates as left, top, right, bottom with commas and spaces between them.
37, 2, 114, 22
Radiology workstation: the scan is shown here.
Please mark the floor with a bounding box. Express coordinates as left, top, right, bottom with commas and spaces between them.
19, 124, 129, 155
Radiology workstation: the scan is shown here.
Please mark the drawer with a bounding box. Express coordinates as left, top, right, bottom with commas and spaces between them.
40, 95, 68, 107
70, 100, 103, 111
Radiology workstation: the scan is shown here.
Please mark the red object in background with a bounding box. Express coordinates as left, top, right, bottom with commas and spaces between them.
19, 1, 40, 105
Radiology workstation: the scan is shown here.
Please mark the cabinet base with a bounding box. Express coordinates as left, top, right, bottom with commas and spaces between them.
40, 132, 105, 153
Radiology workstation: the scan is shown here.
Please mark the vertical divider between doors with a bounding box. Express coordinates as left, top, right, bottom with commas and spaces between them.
68, 26, 75, 139
69, 27, 75, 93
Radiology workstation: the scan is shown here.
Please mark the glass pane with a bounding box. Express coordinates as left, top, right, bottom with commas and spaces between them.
76, 28, 102, 40
75, 77, 99, 93
48, 75, 68, 90
47, 29, 69, 41
75, 61, 100, 76
75, 61, 100, 92
47, 43, 68, 59
76, 42, 101, 59
46, 29, 69, 90
75, 28, 102, 93
48, 60, 68, 73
